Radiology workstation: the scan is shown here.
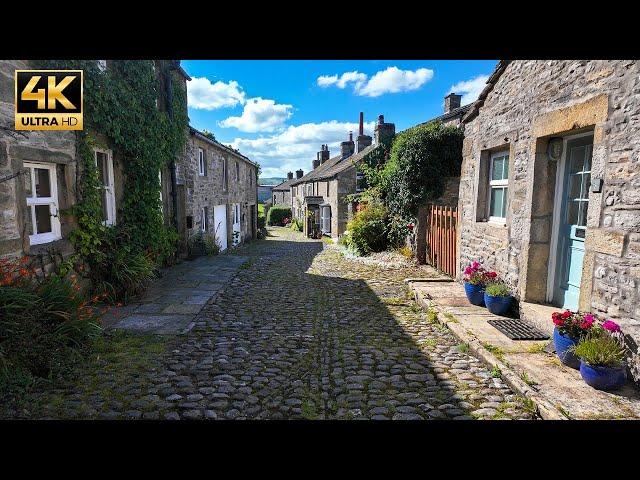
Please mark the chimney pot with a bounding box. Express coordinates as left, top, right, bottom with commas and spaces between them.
349, 131, 353, 142
287, 171, 293, 180
378, 114, 384, 124
359, 112, 364, 136
312, 159, 321, 169
444, 93, 462, 113
296, 169, 304, 179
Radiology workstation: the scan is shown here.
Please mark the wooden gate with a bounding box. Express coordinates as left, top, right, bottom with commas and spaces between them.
426, 204, 458, 277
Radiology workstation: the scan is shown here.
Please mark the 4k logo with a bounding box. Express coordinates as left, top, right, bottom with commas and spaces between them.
15, 70, 83, 130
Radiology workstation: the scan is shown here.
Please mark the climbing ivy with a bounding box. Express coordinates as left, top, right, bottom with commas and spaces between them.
37, 60, 188, 298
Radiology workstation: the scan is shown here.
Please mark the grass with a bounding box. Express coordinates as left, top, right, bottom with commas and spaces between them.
491, 364, 502, 378
519, 396, 538, 416
526, 342, 548, 354
482, 342, 506, 362
519, 370, 538, 386
457, 343, 470, 354
555, 403, 571, 419
443, 312, 459, 323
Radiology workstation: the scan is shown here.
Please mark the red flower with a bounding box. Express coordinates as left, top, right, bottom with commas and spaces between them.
407, 223, 415, 231
561, 310, 572, 319
485, 271, 497, 278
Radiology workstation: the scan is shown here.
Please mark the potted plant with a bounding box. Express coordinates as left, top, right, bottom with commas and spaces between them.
483, 280, 512, 316
551, 310, 595, 369
573, 322, 627, 390
462, 261, 492, 306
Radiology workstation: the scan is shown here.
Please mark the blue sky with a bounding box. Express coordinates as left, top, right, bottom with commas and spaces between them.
182, 60, 498, 178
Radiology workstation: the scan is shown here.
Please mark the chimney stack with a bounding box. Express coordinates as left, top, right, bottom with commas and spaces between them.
312, 159, 321, 169
296, 169, 304, 179
340, 132, 355, 159
356, 112, 373, 153
374, 113, 395, 146
287, 171, 294, 180
444, 93, 462, 113
321, 144, 330, 163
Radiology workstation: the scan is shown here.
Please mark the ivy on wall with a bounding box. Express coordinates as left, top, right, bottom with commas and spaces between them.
37, 60, 188, 300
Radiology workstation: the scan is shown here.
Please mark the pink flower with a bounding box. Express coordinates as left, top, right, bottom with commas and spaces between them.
602, 320, 621, 333
472, 261, 480, 269
580, 317, 594, 330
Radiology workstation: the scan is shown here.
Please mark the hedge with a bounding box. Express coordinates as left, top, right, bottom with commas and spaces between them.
266, 204, 292, 226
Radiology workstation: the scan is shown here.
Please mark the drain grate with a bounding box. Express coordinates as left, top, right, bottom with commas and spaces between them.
488, 319, 549, 340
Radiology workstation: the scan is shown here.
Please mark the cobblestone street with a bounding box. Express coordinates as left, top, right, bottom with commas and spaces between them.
6, 228, 536, 420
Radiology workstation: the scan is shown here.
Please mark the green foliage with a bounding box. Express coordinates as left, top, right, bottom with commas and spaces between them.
187, 231, 221, 258
485, 281, 510, 297
0, 258, 102, 390
201, 129, 216, 140
93, 248, 157, 304
289, 217, 303, 232
573, 331, 627, 367
345, 202, 389, 255
37, 60, 189, 302
379, 122, 464, 219
266, 205, 292, 226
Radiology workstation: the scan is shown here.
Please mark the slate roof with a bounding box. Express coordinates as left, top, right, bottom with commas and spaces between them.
272, 178, 297, 191
189, 126, 258, 168
311, 144, 377, 181
289, 153, 344, 185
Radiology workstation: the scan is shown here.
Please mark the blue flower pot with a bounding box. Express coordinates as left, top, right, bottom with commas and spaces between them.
553, 328, 580, 369
464, 282, 485, 306
484, 293, 512, 316
579, 362, 626, 391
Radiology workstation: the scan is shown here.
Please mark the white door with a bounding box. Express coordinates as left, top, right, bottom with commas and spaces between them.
232, 203, 241, 246
213, 204, 228, 251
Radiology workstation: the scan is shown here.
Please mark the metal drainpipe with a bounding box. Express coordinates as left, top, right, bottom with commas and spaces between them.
165, 63, 179, 230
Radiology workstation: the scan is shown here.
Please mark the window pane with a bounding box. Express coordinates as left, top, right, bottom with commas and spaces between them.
101, 190, 109, 222
581, 173, 591, 200
34, 168, 51, 197
490, 187, 506, 218
96, 152, 107, 186
568, 146, 586, 174
502, 157, 509, 179
491, 158, 504, 181
578, 200, 588, 227
568, 174, 582, 200
35, 204, 52, 234
24, 168, 32, 197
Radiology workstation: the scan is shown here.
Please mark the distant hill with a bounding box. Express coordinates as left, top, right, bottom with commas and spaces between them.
259, 177, 286, 186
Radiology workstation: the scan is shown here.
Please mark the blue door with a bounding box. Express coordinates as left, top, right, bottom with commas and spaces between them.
553, 135, 593, 310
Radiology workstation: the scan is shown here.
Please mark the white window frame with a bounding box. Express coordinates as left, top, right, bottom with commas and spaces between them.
198, 148, 206, 176
320, 205, 331, 234
24, 162, 62, 245
95, 148, 116, 226
488, 150, 509, 224
201, 206, 208, 232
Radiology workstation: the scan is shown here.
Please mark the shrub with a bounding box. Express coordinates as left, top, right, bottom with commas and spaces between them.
346, 202, 389, 255
0, 257, 102, 389
380, 122, 464, 219
266, 205, 292, 226
187, 231, 221, 259
485, 281, 510, 297
573, 331, 627, 367
551, 310, 596, 339
290, 217, 303, 232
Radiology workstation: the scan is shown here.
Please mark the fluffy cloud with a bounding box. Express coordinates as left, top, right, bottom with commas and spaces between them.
317, 66, 434, 97
317, 71, 367, 90
449, 74, 490, 105
219, 97, 293, 133
187, 76, 246, 110
357, 67, 434, 97
229, 120, 376, 178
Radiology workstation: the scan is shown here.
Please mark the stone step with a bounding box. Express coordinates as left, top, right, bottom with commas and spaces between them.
519, 302, 559, 336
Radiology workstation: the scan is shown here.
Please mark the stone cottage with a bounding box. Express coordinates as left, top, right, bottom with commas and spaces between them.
271, 172, 296, 206
179, 127, 258, 251
290, 113, 395, 238
456, 60, 640, 382
0, 60, 190, 262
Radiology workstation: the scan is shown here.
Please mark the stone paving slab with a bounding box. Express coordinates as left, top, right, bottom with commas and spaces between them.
102, 253, 248, 334
409, 279, 640, 419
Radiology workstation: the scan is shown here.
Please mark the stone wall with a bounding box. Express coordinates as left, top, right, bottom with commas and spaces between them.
458, 60, 640, 382
181, 134, 258, 248
0, 60, 78, 260
272, 189, 290, 206
326, 166, 356, 238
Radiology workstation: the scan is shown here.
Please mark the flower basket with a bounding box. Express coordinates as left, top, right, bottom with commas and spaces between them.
579, 362, 626, 391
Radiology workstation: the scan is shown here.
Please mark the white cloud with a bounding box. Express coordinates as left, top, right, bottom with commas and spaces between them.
449, 74, 490, 105
357, 67, 434, 97
317, 71, 367, 90
317, 66, 434, 97
187, 76, 246, 110
229, 120, 376, 178
219, 97, 293, 133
